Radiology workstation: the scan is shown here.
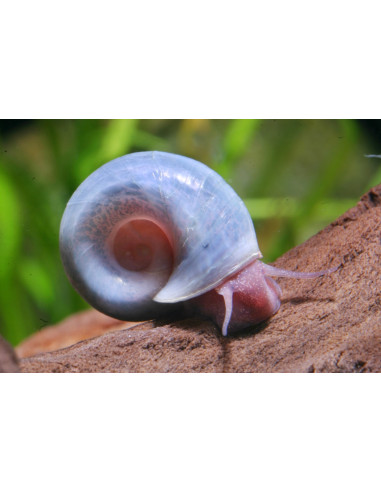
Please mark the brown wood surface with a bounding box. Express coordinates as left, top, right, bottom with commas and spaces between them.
16, 184, 381, 372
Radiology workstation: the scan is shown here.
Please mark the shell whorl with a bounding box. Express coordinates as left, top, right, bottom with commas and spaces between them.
59, 151, 261, 320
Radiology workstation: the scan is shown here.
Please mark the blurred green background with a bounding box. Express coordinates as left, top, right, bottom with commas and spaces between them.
0, 119, 380, 346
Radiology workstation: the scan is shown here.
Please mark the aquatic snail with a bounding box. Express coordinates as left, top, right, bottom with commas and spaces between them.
59, 151, 336, 336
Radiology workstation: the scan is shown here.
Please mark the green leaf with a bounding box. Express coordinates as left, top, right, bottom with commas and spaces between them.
100, 119, 138, 162
18, 258, 55, 309
0, 166, 21, 279
215, 119, 261, 179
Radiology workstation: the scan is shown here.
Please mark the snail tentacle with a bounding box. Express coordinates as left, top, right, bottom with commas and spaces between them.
261, 263, 338, 279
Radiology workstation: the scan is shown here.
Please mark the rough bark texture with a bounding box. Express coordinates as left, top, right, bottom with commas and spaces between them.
18, 185, 381, 372
0, 335, 19, 372
16, 310, 130, 359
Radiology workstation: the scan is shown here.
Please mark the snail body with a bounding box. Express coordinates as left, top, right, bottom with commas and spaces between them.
60, 151, 334, 336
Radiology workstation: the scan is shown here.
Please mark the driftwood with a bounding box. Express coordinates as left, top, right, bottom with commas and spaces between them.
16, 184, 381, 372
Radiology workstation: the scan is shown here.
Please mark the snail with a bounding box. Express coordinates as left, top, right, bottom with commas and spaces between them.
60, 151, 336, 336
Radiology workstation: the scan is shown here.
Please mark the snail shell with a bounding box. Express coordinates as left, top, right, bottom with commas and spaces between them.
60, 151, 261, 323
60, 151, 335, 336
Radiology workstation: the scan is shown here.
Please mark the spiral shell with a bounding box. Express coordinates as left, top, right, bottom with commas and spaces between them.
60, 151, 261, 320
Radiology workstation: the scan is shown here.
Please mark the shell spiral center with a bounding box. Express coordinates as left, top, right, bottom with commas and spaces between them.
108, 218, 173, 274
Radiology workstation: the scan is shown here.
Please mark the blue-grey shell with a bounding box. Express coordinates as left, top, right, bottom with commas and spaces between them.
59, 151, 261, 320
